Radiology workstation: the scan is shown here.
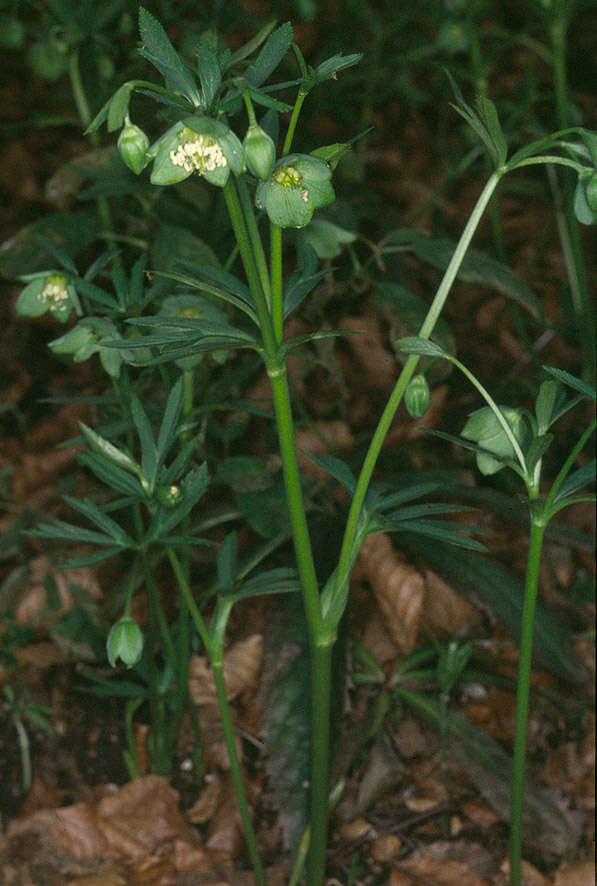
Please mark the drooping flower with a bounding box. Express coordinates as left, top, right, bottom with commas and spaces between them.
16, 273, 79, 323
255, 154, 335, 228
149, 116, 243, 187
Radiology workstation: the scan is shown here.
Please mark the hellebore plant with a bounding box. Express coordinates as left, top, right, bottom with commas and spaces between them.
17, 7, 596, 886
398, 339, 596, 886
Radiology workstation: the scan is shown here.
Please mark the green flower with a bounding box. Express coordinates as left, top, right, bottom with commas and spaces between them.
255, 154, 335, 228
462, 406, 526, 475
16, 273, 78, 323
149, 116, 243, 187
107, 616, 143, 668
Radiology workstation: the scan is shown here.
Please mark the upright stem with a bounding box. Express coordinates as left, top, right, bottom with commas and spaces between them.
168, 548, 265, 886
509, 515, 546, 886
270, 223, 284, 344
335, 171, 501, 587
69, 49, 118, 250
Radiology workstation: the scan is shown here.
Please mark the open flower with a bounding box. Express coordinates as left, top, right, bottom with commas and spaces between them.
149, 116, 243, 187
16, 273, 79, 323
255, 154, 335, 228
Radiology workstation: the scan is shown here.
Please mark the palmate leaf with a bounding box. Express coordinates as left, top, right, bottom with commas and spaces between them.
138, 7, 201, 105
447, 71, 507, 169
227, 20, 277, 68
62, 496, 134, 546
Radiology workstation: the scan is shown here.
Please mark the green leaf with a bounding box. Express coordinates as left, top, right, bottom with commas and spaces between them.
524, 433, 554, 475
145, 464, 209, 542
130, 396, 157, 490
542, 366, 597, 401
227, 20, 277, 68
314, 52, 362, 80
196, 40, 221, 110
553, 460, 596, 505
28, 519, 119, 547
261, 596, 311, 866
299, 452, 356, 493
216, 532, 238, 591
244, 22, 293, 87
447, 71, 507, 169
156, 377, 184, 467
535, 380, 561, 434
398, 336, 447, 359
62, 496, 134, 546
78, 451, 146, 498
107, 82, 135, 132
138, 7, 201, 105
79, 422, 140, 476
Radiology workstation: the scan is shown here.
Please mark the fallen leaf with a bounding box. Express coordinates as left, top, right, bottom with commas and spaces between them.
357, 533, 425, 654
500, 857, 549, 886
394, 856, 491, 885
189, 634, 263, 706
553, 859, 596, 886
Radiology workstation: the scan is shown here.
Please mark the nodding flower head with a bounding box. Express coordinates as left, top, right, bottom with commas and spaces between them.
16, 272, 77, 323
40, 274, 70, 312
149, 117, 243, 187
255, 154, 335, 228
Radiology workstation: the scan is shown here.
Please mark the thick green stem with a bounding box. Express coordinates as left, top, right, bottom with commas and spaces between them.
335, 171, 502, 588
305, 641, 333, 886
268, 369, 321, 634
509, 516, 546, 886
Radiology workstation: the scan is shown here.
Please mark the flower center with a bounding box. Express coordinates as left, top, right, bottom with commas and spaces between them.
170, 129, 227, 174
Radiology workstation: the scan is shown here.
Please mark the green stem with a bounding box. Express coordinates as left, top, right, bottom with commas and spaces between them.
268, 369, 321, 634
237, 178, 273, 309
213, 661, 266, 886
305, 641, 333, 886
335, 170, 502, 590
283, 88, 308, 155
270, 223, 284, 344
223, 178, 276, 355
167, 548, 265, 886
509, 515, 547, 886
548, 11, 595, 383
69, 49, 117, 250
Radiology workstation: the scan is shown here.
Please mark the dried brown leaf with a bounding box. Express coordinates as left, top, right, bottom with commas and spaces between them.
189, 634, 263, 706
420, 568, 480, 639
553, 859, 596, 886
393, 856, 491, 886
357, 534, 424, 654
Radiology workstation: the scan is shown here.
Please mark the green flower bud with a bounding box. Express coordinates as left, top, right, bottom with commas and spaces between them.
118, 122, 150, 175
156, 484, 183, 508
107, 616, 143, 668
462, 406, 526, 475
405, 374, 431, 418
243, 123, 276, 180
